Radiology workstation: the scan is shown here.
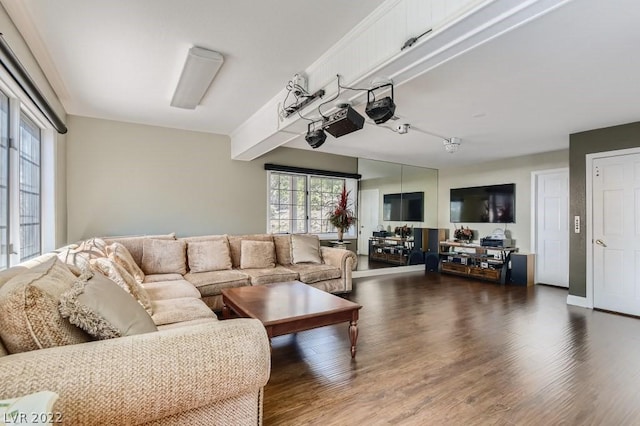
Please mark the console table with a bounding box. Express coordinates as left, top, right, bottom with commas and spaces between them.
438, 242, 518, 284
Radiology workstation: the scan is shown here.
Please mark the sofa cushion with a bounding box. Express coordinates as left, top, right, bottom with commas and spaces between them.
107, 242, 145, 283
187, 239, 232, 273
59, 271, 157, 340
143, 273, 184, 283
104, 233, 176, 266
240, 240, 276, 269
142, 239, 187, 275
285, 263, 341, 284
151, 297, 216, 326
0, 256, 90, 354
273, 234, 292, 265
92, 258, 153, 315
183, 270, 250, 297
228, 234, 273, 268
142, 279, 201, 300
290, 234, 323, 264
242, 266, 299, 286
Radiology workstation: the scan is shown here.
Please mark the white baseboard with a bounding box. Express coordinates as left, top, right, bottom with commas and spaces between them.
566, 294, 591, 308
353, 264, 424, 279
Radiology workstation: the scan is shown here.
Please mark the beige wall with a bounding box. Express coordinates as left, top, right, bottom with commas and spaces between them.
66, 115, 358, 241
438, 149, 569, 251
0, 4, 68, 247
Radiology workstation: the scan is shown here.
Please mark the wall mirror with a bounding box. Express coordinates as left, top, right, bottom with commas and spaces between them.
357, 159, 438, 270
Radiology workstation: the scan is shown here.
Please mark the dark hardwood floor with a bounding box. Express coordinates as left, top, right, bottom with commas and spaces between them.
264, 271, 640, 425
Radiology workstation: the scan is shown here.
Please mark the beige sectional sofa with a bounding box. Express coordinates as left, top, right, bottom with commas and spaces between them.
106, 232, 358, 311
0, 232, 356, 424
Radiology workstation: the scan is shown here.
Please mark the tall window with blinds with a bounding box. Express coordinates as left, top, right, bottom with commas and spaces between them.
19, 115, 41, 261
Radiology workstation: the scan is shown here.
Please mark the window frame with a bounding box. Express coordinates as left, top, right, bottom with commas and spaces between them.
267, 170, 358, 239
0, 68, 55, 269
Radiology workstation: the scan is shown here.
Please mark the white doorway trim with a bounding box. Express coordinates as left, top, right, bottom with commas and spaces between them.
585, 146, 640, 310
530, 167, 569, 285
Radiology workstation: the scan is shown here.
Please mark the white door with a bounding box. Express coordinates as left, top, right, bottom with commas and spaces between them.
358, 189, 379, 255
535, 169, 569, 287
592, 153, 640, 316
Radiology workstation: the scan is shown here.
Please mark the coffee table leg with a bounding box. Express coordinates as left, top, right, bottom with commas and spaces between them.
222, 304, 230, 319
349, 320, 358, 358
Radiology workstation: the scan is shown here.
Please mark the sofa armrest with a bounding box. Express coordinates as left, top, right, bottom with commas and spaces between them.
321, 247, 357, 291
0, 319, 270, 425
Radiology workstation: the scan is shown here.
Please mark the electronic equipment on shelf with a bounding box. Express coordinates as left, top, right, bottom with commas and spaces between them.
480, 238, 512, 247
480, 228, 511, 247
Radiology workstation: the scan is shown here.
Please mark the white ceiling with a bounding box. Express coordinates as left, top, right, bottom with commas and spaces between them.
5, 0, 640, 168
3, 0, 385, 134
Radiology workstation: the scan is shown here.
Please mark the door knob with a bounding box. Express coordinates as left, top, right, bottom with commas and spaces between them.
595, 239, 607, 247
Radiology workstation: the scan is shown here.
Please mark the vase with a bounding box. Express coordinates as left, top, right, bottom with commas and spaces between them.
337, 229, 344, 242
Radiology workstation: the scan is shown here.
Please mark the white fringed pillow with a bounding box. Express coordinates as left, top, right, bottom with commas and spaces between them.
92, 258, 153, 315
59, 271, 157, 340
107, 242, 145, 283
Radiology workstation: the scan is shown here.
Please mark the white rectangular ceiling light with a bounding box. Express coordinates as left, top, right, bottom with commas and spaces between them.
170, 46, 224, 109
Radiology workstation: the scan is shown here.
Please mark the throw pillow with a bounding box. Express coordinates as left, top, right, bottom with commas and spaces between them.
141, 239, 187, 275
106, 242, 145, 283
91, 258, 153, 315
59, 271, 157, 340
0, 256, 90, 354
240, 240, 276, 269
291, 234, 323, 264
76, 237, 109, 259
56, 246, 91, 271
273, 234, 292, 265
187, 239, 232, 273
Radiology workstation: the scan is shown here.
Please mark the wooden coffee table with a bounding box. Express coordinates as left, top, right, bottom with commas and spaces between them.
221, 281, 362, 358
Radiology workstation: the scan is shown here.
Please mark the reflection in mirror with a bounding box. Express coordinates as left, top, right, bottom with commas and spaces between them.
357, 159, 438, 271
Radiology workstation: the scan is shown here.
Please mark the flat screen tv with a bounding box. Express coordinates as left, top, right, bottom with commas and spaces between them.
383, 192, 424, 222
450, 184, 515, 223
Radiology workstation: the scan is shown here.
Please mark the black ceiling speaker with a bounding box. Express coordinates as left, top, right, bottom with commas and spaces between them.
305, 122, 327, 149
365, 83, 396, 124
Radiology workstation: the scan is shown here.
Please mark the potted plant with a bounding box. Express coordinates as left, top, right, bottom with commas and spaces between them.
328, 184, 356, 242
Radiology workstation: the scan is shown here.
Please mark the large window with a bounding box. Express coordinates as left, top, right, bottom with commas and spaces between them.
309, 176, 345, 233
269, 172, 307, 234
0, 88, 46, 268
268, 171, 357, 236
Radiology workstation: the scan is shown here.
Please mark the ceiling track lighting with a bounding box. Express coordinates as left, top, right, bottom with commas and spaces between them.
171, 46, 224, 109
443, 137, 461, 153
305, 121, 327, 149
365, 82, 396, 124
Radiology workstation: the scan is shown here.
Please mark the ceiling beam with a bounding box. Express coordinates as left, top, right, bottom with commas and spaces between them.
230, 0, 574, 161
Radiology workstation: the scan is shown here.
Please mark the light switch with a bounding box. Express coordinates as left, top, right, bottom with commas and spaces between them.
574, 216, 580, 233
